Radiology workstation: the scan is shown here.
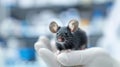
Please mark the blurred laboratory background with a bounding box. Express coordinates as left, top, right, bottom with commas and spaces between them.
0, 0, 120, 67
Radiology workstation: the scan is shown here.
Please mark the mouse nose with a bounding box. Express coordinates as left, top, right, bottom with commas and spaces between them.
58, 36, 65, 42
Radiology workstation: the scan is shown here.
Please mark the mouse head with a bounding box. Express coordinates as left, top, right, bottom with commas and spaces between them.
49, 19, 79, 42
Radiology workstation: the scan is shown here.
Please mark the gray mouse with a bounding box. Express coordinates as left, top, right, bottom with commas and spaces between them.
49, 19, 87, 51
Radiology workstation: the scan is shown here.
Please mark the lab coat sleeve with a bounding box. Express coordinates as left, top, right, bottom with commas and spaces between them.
57, 47, 115, 67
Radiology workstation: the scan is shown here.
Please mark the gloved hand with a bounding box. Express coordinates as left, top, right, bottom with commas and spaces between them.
34, 36, 119, 67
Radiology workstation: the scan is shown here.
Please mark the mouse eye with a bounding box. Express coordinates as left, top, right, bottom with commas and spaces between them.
65, 33, 68, 36
57, 33, 59, 35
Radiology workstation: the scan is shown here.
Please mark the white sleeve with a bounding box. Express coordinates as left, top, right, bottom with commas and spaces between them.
57, 47, 115, 67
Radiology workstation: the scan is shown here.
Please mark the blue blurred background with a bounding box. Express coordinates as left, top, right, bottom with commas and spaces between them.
0, 0, 120, 67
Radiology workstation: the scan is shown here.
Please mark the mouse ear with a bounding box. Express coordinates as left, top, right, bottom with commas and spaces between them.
68, 19, 79, 32
49, 21, 59, 33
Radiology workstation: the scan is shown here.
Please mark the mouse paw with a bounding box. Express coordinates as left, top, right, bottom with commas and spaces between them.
62, 49, 72, 53
55, 50, 61, 55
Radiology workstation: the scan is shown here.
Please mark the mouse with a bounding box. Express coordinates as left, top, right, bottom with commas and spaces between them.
49, 19, 87, 52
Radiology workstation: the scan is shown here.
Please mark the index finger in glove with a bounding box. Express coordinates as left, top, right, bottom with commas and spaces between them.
34, 36, 52, 52
57, 47, 114, 67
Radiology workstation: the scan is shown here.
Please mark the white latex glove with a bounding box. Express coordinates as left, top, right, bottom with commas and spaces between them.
34, 36, 119, 67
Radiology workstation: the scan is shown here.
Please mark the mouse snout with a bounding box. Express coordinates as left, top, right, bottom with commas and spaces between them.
57, 36, 65, 42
